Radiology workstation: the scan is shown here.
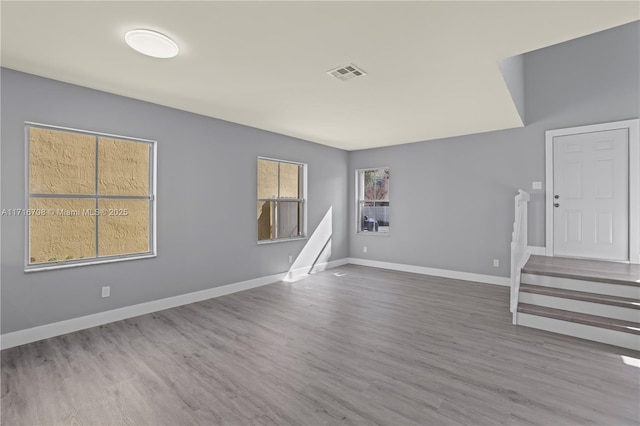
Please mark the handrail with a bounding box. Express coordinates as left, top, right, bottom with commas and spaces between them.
510, 190, 530, 323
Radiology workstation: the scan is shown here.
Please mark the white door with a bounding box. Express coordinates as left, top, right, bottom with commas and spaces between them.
553, 128, 629, 261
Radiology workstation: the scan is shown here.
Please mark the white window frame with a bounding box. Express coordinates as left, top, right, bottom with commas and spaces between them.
24, 122, 157, 272
355, 167, 390, 236
257, 157, 307, 244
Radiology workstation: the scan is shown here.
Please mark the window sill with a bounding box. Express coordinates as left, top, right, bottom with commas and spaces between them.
25, 253, 157, 273
258, 236, 307, 245
356, 232, 390, 237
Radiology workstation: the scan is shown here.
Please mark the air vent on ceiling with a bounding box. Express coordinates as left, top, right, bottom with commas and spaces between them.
327, 63, 367, 81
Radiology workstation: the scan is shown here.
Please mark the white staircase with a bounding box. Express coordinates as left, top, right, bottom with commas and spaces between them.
516, 256, 640, 351
509, 191, 640, 351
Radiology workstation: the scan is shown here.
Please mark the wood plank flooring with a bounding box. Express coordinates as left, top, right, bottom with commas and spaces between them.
2, 265, 639, 425
523, 255, 640, 286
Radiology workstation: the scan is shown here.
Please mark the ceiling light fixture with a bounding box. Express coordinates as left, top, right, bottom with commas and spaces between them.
125, 29, 179, 59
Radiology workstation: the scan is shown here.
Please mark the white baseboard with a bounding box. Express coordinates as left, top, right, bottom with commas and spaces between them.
347, 258, 510, 286
1, 258, 348, 350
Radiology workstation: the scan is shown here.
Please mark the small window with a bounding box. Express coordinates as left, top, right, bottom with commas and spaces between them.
257, 158, 306, 243
25, 123, 156, 271
356, 167, 390, 234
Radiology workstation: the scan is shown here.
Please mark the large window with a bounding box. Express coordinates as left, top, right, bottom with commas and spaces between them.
257, 158, 306, 242
25, 123, 156, 270
356, 167, 390, 234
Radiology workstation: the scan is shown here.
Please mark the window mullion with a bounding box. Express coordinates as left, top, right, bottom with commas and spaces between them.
95, 135, 99, 259
273, 201, 278, 240
276, 162, 280, 240
149, 142, 154, 256
278, 162, 281, 199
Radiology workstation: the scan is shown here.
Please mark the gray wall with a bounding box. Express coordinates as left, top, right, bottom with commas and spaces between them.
349, 22, 640, 277
1, 69, 349, 334
2, 21, 638, 335
498, 54, 525, 125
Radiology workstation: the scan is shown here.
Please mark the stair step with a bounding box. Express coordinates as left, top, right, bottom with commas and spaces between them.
517, 303, 640, 335
516, 310, 640, 351
522, 255, 640, 286
521, 273, 640, 299
519, 284, 640, 309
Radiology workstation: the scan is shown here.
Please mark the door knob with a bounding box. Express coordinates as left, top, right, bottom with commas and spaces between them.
554, 203, 560, 208
554, 195, 560, 199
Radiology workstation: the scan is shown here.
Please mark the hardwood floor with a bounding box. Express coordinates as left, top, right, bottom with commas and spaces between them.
2, 265, 639, 425
523, 255, 640, 285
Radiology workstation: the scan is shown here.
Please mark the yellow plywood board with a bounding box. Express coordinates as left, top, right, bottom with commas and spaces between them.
257, 159, 278, 199
98, 137, 149, 196
29, 198, 96, 264
98, 199, 149, 257
279, 162, 299, 198
29, 128, 95, 194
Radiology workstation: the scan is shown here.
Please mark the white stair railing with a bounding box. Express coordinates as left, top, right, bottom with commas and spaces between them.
510, 190, 530, 324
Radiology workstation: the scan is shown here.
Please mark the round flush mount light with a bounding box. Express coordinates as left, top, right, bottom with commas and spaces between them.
125, 29, 179, 59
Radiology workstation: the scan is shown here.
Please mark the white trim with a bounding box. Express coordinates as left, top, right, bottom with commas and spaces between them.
517, 312, 640, 351
527, 246, 546, 256
510, 190, 531, 320
518, 292, 639, 323
545, 132, 554, 257
302, 162, 308, 239
354, 232, 390, 238
545, 119, 640, 263
347, 258, 510, 286
151, 140, 158, 257
355, 166, 390, 236
257, 236, 307, 245
509, 246, 543, 324
1, 259, 348, 350
629, 122, 639, 264
24, 122, 158, 271
24, 121, 156, 143
25, 253, 157, 273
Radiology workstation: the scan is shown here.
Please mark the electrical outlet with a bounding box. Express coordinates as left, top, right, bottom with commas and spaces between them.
101, 286, 110, 298
288, 255, 293, 263
493, 259, 500, 267
532, 181, 542, 190
363, 246, 368, 253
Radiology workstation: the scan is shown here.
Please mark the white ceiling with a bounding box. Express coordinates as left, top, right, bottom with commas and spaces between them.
1, 1, 638, 150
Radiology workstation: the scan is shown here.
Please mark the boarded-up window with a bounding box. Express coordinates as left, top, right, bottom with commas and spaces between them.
26, 125, 156, 269
257, 158, 305, 242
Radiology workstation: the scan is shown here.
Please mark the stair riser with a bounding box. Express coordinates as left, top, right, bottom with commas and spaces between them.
517, 313, 640, 351
522, 273, 640, 299
519, 293, 640, 323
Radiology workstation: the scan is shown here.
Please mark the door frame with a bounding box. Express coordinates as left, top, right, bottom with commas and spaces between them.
545, 119, 640, 264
